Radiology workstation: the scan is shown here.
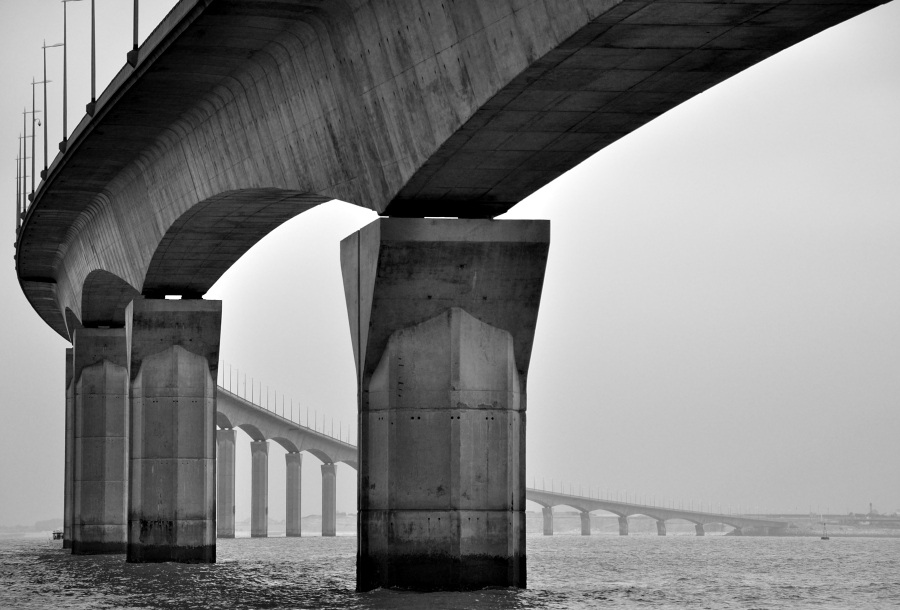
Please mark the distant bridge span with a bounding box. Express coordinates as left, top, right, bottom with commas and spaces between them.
527, 488, 788, 535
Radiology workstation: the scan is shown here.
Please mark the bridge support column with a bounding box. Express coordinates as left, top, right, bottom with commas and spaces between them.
251, 441, 269, 537
216, 430, 235, 538
72, 328, 129, 554
656, 520, 667, 536
286, 453, 303, 537
580, 512, 591, 535
695, 524, 705, 536
63, 348, 74, 549
618, 516, 629, 536
341, 218, 549, 591
126, 299, 220, 563
543, 507, 554, 536
321, 463, 336, 537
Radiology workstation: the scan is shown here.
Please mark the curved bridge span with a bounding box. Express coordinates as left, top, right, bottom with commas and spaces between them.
527, 488, 788, 536
215, 387, 787, 537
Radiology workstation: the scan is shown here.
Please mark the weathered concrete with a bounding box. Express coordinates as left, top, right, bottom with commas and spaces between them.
341, 218, 548, 591
656, 520, 667, 536
17, 0, 886, 341
72, 328, 129, 554
542, 507, 554, 536
286, 453, 303, 537
63, 348, 74, 550
580, 512, 591, 536
216, 429, 236, 538
695, 523, 706, 536
618, 516, 629, 536
251, 441, 269, 538
321, 463, 337, 538
126, 299, 220, 563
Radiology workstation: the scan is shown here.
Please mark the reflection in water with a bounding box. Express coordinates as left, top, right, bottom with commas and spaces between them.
1, 534, 899, 609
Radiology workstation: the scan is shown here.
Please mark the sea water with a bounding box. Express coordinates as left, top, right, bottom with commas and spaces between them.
1, 533, 898, 609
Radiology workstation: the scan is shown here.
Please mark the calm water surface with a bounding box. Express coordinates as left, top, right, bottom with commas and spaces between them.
1, 534, 898, 609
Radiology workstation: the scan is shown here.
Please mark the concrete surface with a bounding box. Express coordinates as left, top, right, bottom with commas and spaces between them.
321, 463, 337, 538
285, 453, 303, 537
126, 299, 220, 563
250, 441, 269, 538
216, 429, 236, 538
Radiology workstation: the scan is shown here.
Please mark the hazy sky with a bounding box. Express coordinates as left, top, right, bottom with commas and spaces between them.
0, 0, 898, 526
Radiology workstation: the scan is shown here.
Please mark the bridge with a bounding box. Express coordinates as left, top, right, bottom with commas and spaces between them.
16, 0, 889, 591
527, 489, 788, 536
213, 385, 788, 539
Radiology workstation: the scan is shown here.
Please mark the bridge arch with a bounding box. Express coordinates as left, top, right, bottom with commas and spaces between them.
80, 269, 141, 329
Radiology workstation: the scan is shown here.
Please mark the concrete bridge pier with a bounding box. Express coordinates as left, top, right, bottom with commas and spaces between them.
580, 512, 591, 536
72, 328, 129, 554
286, 453, 303, 537
695, 524, 706, 536
216, 430, 236, 538
250, 441, 269, 538
542, 507, 554, 536
618, 516, 629, 536
342, 218, 549, 591
63, 349, 74, 549
321, 463, 336, 537
656, 520, 667, 536
126, 299, 220, 563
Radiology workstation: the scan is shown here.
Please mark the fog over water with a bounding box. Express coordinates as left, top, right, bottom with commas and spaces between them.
0, 0, 899, 528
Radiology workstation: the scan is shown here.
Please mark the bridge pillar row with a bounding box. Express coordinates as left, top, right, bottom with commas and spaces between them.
341, 218, 549, 591
321, 463, 337, 537
656, 520, 667, 536
72, 328, 129, 555
63, 348, 74, 550
216, 429, 236, 538
580, 512, 591, 536
618, 516, 629, 536
543, 507, 554, 536
695, 523, 706, 536
286, 453, 303, 537
250, 441, 269, 538
126, 299, 220, 563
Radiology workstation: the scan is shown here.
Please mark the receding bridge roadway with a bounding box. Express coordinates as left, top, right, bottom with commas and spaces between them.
216, 385, 788, 537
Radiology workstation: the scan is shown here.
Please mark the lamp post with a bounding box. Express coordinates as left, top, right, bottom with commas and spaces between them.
86, 0, 96, 116
42, 41, 64, 178
127, 0, 139, 66
30, 78, 50, 198
61, 0, 86, 150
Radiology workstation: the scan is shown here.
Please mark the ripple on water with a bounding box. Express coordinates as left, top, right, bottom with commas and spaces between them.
1, 534, 898, 609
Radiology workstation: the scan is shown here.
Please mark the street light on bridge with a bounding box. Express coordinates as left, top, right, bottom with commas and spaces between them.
42, 41, 64, 178
61, 0, 86, 149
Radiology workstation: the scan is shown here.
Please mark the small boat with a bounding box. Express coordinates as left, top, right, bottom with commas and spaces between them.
821, 523, 829, 540
51, 529, 64, 540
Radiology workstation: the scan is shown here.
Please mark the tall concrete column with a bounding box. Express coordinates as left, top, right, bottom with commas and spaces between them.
321, 463, 337, 537
250, 441, 269, 538
341, 218, 549, 591
541, 507, 553, 535
695, 523, 706, 536
63, 348, 74, 549
126, 299, 220, 563
618, 516, 629, 536
216, 429, 236, 538
286, 453, 303, 537
580, 512, 591, 536
656, 520, 667, 536
72, 328, 129, 554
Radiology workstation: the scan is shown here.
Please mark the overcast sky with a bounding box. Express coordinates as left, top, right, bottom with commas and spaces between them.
0, 0, 898, 526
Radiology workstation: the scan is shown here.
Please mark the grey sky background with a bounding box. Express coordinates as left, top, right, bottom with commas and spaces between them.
0, 0, 897, 526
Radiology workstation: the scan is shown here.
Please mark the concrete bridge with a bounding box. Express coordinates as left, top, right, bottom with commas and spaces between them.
17, 0, 888, 591
527, 488, 789, 536
215, 388, 357, 538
